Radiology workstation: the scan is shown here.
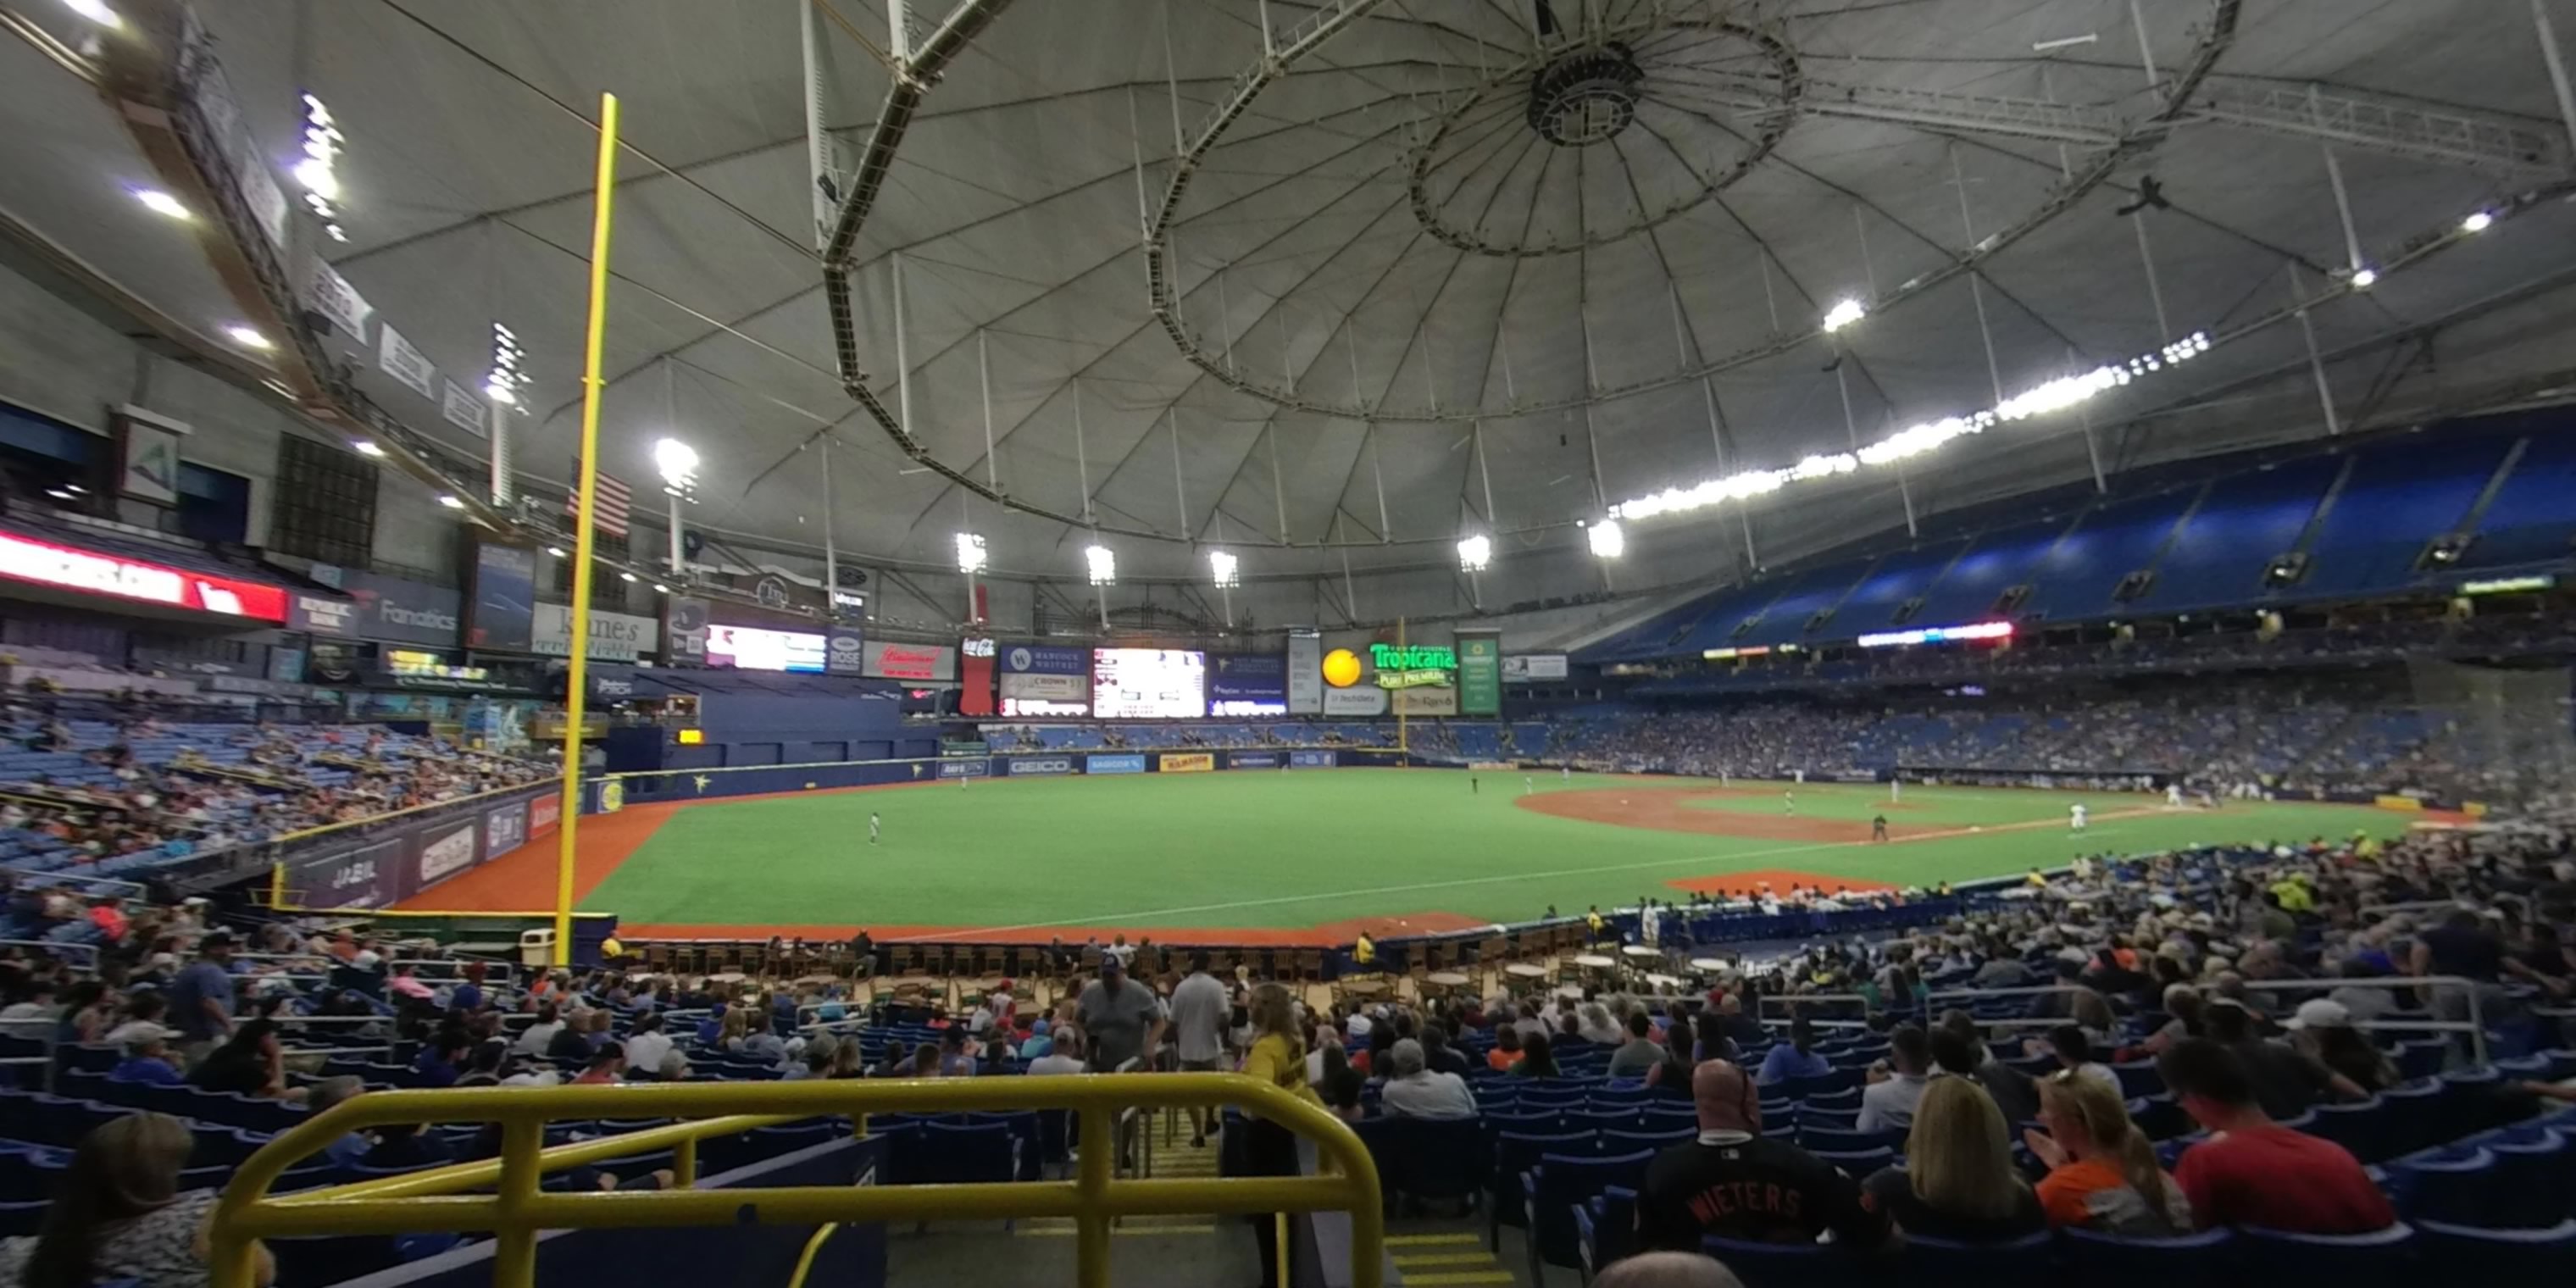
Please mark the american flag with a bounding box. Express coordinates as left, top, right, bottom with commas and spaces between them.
564, 458, 632, 537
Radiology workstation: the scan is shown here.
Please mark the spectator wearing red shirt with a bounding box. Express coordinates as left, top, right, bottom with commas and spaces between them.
2156, 1038, 2394, 1233
86, 897, 127, 941
572, 1041, 627, 1085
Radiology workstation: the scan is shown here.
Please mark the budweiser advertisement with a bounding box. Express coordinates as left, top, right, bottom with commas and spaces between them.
0, 530, 287, 623
863, 640, 954, 681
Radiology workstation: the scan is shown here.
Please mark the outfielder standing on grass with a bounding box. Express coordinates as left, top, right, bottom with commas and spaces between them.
869, 811, 881, 845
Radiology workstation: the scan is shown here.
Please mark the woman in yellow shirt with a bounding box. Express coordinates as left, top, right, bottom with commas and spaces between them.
1232, 983, 1317, 1288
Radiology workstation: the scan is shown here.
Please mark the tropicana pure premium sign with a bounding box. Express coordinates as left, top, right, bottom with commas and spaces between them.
1369, 641, 1456, 690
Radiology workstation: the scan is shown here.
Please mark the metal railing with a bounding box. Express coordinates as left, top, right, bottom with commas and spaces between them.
211, 1073, 1384, 1288
1762, 975, 2493, 1063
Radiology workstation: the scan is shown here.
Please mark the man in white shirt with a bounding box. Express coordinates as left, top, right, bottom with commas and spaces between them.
620, 1013, 674, 1076
1378, 1039, 1476, 1120
1027, 1030, 1087, 1076
1855, 1025, 1933, 1133
1169, 952, 1232, 1146
512, 1002, 565, 1057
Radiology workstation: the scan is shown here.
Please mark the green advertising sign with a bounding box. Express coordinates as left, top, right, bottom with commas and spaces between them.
1457, 633, 1501, 717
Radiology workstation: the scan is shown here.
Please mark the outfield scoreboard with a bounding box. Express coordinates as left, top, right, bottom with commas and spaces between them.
1090, 648, 1205, 719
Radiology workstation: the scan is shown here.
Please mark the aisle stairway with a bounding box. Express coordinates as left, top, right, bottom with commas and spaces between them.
891, 1124, 1533, 1285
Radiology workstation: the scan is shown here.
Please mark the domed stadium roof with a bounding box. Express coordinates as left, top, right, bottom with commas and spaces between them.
6, 0, 2574, 616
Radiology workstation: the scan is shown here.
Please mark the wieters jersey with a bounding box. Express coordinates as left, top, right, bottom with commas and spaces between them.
1634, 1136, 1891, 1252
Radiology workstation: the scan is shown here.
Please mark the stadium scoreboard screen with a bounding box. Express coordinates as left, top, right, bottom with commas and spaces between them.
706, 624, 827, 673
1091, 648, 1206, 719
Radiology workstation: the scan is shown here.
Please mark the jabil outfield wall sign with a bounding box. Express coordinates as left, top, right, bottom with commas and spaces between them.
1368, 642, 1455, 690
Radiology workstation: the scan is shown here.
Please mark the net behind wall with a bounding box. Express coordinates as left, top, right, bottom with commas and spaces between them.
2403, 658, 2576, 804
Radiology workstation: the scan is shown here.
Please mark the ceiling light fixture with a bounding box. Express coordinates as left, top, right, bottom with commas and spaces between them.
653, 437, 699, 493
2461, 210, 2494, 234
1084, 543, 1116, 586
293, 93, 347, 242
652, 583, 669, 593
1820, 299, 1868, 332
350, 440, 386, 458
1457, 533, 1492, 572
225, 325, 272, 351
2348, 267, 2379, 289
1587, 520, 1625, 558
1208, 549, 1239, 588
1611, 331, 2213, 524
134, 188, 188, 219
61, 0, 120, 31
436, 494, 464, 509
954, 531, 988, 575
619, 571, 637, 583
2030, 33, 2098, 52
545, 546, 566, 558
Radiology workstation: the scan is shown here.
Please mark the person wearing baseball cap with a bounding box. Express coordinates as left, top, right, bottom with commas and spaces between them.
2284, 998, 2398, 1092
1074, 956, 1165, 1073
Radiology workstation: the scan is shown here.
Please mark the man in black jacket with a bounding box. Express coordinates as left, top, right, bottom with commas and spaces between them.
1635, 1060, 1892, 1252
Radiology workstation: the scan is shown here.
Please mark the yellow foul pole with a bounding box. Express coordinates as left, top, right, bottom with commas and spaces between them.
1394, 616, 1407, 759
554, 92, 621, 966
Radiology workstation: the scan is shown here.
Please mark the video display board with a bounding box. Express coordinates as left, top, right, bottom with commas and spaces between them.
1090, 648, 1205, 719
706, 623, 827, 673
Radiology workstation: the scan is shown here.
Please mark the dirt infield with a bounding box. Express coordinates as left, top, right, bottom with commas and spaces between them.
1518, 786, 1929, 843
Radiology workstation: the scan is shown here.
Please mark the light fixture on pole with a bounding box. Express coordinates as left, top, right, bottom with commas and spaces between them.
1085, 544, 1116, 586
62, 0, 123, 31
1820, 299, 1868, 332
1587, 519, 1625, 558
485, 323, 525, 406
2462, 210, 2495, 234
954, 532, 987, 575
1209, 549, 1239, 588
653, 436, 698, 576
1457, 533, 1492, 573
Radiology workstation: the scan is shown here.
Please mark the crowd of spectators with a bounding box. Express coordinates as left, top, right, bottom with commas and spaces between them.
1624, 611, 2576, 696
1546, 669, 2576, 806
0, 802, 2568, 1285
0, 686, 551, 883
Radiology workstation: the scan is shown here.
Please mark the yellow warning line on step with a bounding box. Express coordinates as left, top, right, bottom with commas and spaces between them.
1384, 1233, 1484, 1246
1393, 1252, 1505, 1267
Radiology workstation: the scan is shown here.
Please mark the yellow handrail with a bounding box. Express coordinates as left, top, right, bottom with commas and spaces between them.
211, 1074, 1384, 1288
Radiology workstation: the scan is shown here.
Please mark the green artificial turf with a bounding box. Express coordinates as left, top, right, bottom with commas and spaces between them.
577, 770, 2397, 933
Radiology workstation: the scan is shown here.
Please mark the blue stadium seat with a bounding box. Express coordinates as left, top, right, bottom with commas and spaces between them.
1799, 1124, 1902, 1154
1488, 1130, 1594, 1243
1900, 1230, 2054, 1286
2061, 1225, 2237, 1288
2413, 1217, 2576, 1279
1700, 1235, 1866, 1288
2238, 1222, 2417, 1288
1574, 1185, 1636, 1281
1522, 1149, 1655, 1276
2308, 1096, 2392, 1163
